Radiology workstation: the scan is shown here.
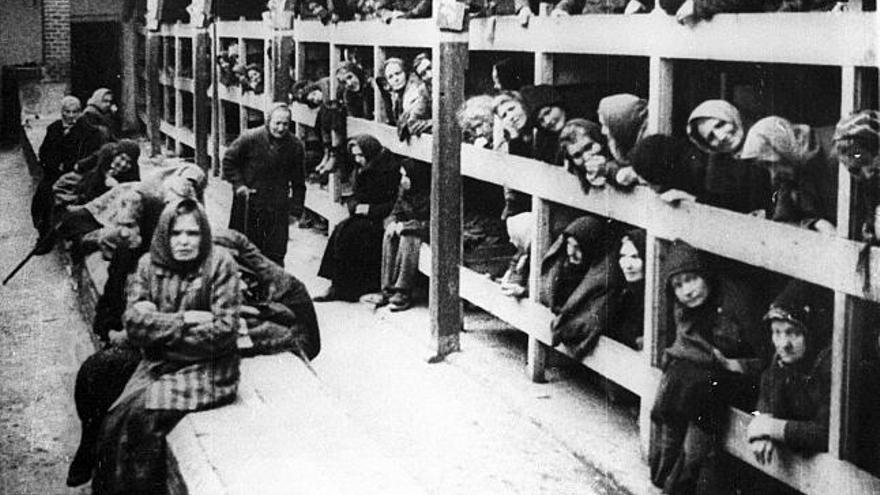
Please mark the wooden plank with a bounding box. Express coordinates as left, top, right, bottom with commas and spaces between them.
346, 119, 432, 161
194, 31, 210, 169
146, 33, 163, 154
304, 183, 349, 226
721, 408, 880, 495
166, 355, 429, 495
175, 77, 195, 94
467, 12, 876, 66
428, 41, 467, 360
273, 35, 294, 104
458, 145, 880, 302
290, 102, 318, 127
292, 18, 437, 47
417, 245, 661, 396
213, 20, 268, 39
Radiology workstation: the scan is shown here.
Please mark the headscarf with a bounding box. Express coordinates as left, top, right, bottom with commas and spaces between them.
764, 279, 832, 367
149, 199, 213, 273
686, 99, 745, 154
833, 110, 880, 150
348, 134, 384, 167
620, 229, 646, 261
78, 140, 142, 202
493, 58, 526, 91
86, 88, 113, 110
597, 94, 648, 162
664, 241, 709, 289
519, 85, 564, 128
562, 215, 614, 269
740, 116, 818, 165
401, 159, 431, 196
457, 95, 495, 145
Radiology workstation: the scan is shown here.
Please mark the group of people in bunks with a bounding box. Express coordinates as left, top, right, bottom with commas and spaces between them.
31, 96, 321, 494
451, 51, 880, 493
215, 42, 265, 95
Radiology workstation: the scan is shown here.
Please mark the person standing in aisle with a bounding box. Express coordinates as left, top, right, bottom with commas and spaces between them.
223, 103, 306, 267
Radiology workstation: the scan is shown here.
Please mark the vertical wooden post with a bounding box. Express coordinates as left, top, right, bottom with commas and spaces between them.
237, 33, 248, 133
210, 23, 221, 175
174, 33, 183, 156
373, 46, 388, 124
829, 65, 869, 459
328, 43, 343, 203
120, 22, 139, 133
273, 35, 294, 105
640, 55, 674, 456
193, 30, 210, 170
428, 38, 468, 362
526, 49, 554, 382
146, 32, 162, 155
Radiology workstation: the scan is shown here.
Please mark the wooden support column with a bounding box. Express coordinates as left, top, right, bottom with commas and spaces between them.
428, 38, 468, 362
193, 30, 210, 170
210, 23, 221, 175
328, 44, 343, 204
373, 46, 388, 124
174, 33, 183, 156
640, 55, 674, 456
120, 22, 139, 133
273, 34, 294, 105
293, 40, 306, 137
526, 49, 554, 382
146, 32, 162, 155
829, 65, 870, 460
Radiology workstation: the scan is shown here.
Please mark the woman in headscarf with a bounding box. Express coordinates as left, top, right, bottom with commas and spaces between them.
519, 84, 567, 165
53, 139, 141, 210
740, 115, 838, 234
315, 135, 402, 301
630, 134, 707, 202
650, 242, 766, 495
612, 229, 646, 350
833, 109, 880, 243
686, 99, 772, 214
539, 214, 624, 360
335, 61, 374, 120
559, 118, 612, 192
596, 93, 648, 188
91, 199, 240, 495
80, 88, 117, 142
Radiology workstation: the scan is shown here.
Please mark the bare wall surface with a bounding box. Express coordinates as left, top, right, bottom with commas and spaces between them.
0, 0, 43, 68
71, 0, 123, 21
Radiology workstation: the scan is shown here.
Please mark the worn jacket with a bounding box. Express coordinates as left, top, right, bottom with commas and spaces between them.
38, 119, 103, 178
222, 126, 307, 216
122, 247, 241, 411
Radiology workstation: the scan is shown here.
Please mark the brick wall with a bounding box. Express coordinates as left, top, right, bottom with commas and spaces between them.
43, 0, 71, 81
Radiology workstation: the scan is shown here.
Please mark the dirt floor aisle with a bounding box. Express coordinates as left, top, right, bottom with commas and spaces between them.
0, 145, 93, 494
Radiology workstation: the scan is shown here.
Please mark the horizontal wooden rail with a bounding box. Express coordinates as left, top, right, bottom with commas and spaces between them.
285, 113, 880, 302
292, 18, 437, 47
159, 120, 195, 148
721, 408, 880, 495
214, 20, 269, 40
158, 23, 196, 37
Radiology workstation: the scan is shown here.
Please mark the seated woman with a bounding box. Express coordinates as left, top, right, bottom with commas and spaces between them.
559, 118, 611, 192
53, 139, 141, 209
539, 215, 624, 360
91, 199, 240, 495
650, 242, 766, 495
748, 280, 832, 467
335, 61, 374, 120
597, 93, 648, 188
686, 99, 771, 214
377, 58, 409, 126
740, 115, 838, 235
397, 53, 432, 142
315, 135, 402, 301
613, 229, 646, 350
364, 160, 432, 311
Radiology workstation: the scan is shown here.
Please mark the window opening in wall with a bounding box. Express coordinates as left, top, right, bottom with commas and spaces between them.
223, 101, 240, 145
179, 37, 194, 79
245, 107, 265, 129
181, 92, 194, 131
243, 39, 265, 95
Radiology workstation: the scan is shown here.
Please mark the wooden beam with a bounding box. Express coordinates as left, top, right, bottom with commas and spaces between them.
193, 30, 210, 170
292, 18, 438, 47
467, 13, 876, 67
272, 35, 294, 104
428, 41, 468, 361
373, 46, 388, 124
146, 33, 162, 155
328, 44, 343, 203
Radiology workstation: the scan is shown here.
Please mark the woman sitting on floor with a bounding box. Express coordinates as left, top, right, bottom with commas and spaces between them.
315, 134, 402, 302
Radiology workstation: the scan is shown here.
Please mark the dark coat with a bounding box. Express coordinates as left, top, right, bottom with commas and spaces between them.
38, 119, 103, 178
346, 135, 402, 221
222, 125, 306, 215
386, 160, 431, 239
80, 104, 116, 143
540, 215, 624, 360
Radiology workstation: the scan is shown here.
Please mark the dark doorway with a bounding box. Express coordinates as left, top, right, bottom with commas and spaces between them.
70, 22, 121, 107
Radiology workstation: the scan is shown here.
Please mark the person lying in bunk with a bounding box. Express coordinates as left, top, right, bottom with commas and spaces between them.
377, 57, 409, 127
550, 0, 634, 15
661, 0, 842, 27
686, 99, 772, 214
833, 110, 880, 244
377, 0, 432, 21
457, 95, 512, 272
520, 84, 568, 165
244, 63, 264, 94
315, 134, 402, 301
53, 139, 141, 209
613, 229, 646, 351
362, 159, 431, 311
630, 134, 708, 203
89, 199, 240, 495
539, 214, 624, 360
596, 93, 648, 189
747, 280, 833, 470
336, 60, 375, 120
216, 50, 240, 87
397, 53, 433, 142
559, 118, 612, 192
297, 0, 357, 24
740, 115, 838, 235
650, 242, 767, 495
